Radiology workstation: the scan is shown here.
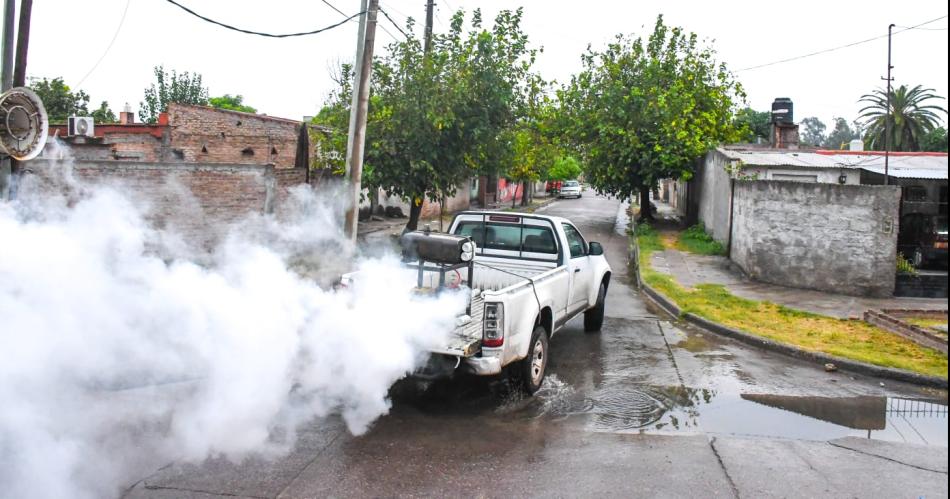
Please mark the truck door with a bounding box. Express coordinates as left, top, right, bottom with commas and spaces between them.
562, 223, 592, 315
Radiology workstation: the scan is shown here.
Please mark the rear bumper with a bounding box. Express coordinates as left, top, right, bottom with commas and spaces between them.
463, 356, 502, 376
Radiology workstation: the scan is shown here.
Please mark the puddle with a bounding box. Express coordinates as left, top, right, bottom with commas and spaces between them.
394, 372, 948, 447
521, 380, 949, 447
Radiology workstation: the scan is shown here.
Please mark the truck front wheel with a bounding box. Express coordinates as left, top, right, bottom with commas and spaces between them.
519, 325, 549, 394
584, 282, 606, 332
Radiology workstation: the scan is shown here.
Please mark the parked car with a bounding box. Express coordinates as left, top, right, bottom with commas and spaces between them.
898, 213, 949, 269
558, 180, 582, 199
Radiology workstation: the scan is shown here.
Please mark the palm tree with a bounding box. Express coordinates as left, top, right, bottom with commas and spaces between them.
858, 85, 947, 151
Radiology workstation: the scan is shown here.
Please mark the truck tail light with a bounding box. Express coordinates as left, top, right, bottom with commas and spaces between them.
482, 302, 504, 348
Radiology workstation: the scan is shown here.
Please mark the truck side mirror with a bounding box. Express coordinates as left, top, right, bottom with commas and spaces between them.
588, 241, 604, 256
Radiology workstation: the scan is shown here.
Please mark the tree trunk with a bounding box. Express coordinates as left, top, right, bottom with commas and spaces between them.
521, 181, 531, 207
639, 185, 653, 221
405, 199, 424, 233
512, 185, 517, 208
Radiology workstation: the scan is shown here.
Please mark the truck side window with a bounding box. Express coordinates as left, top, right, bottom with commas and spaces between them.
561, 223, 587, 258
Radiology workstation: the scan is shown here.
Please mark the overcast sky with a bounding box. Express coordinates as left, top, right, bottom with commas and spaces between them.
23, 0, 949, 129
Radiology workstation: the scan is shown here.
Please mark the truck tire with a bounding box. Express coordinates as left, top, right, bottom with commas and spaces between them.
519, 325, 549, 394
584, 282, 606, 333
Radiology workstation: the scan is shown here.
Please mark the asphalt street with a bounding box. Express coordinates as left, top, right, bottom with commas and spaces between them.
126, 193, 948, 499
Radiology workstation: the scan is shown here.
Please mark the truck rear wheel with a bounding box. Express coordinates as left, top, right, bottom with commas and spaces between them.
519, 325, 549, 394
584, 282, 606, 332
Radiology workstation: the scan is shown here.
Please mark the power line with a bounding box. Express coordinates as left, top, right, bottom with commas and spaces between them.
379, 8, 410, 39
162, 0, 362, 38
76, 0, 131, 87
737, 14, 948, 72
320, 0, 398, 42
896, 24, 948, 31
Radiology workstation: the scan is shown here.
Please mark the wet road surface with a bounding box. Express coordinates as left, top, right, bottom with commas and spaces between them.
127, 193, 948, 498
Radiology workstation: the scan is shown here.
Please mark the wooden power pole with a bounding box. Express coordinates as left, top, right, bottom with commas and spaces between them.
424, 0, 434, 54
342, 0, 379, 242
12, 0, 30, 87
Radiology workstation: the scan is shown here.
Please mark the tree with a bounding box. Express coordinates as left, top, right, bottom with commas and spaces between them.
920, 127, 948, 152
800, 116, 827, 147
28, 76, 89, 123
858, 84, 947, 151
558, 16, 745, 220
734, 107, 770, 142
506, 76, 559, 207
547, 156, 583, 181
822, 117, 861, 149
313, 9, 540, 231
90, 101, 116, 124
209, 94, 257, 114
139, 66, 209, 123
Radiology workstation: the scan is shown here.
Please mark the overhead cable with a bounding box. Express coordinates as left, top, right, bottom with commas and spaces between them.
76, 0, 131, 87
379, 8, 411, 39
738, 14, 948, 72
320, 0, 398, 42
163, 0, 362, 38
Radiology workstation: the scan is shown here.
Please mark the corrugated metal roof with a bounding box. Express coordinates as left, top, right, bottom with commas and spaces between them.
858, 165, 948, 180
719, 148, 948, 179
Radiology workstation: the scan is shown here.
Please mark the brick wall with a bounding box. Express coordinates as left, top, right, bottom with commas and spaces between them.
167, 104, 300, 169
28, 159, 310, 248
730, 180, 900, 297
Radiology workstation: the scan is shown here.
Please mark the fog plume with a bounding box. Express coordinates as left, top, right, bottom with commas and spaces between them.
0, 150, 466, 498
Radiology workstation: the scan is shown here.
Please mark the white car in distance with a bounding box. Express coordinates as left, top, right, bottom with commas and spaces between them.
558, 180, 582, 199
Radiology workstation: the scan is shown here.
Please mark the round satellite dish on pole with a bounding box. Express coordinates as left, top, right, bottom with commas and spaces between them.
0, 86, 49, 161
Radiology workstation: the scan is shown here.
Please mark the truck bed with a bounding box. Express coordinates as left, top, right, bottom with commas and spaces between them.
431, 292, 484, 358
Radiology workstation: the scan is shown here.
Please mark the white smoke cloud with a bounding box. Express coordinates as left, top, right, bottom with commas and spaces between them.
0, 148, 467, 498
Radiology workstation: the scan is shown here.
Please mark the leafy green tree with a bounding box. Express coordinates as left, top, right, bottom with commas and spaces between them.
734, 107, 770, 142
139, 66, 209, 123
28, 77, 90, 123
800, 116, 827, 147
547, 156, 583, 181
209, 94, 257, 113
314, 9, 540, 231
920, 127, 948, 152
822, 117, 861, 149
90, 101, 117, 124
558, 16, 745, 220
506, 77, 559, 207
858, 84, 947, 151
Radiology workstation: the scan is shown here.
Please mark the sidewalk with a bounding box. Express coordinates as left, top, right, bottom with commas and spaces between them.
647, 200, 948, 319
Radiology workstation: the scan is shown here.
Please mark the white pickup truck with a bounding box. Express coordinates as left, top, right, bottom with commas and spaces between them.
345, 211, 612, 394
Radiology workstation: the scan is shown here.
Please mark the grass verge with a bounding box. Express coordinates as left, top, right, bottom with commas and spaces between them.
635, 223, 948, 378
676, 224, 726, 256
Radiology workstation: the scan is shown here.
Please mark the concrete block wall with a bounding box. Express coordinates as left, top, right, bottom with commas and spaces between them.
694, 150, 734, 244
730, 180, 900, 297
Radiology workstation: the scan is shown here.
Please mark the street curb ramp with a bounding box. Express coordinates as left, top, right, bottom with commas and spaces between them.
627, 231, 949, 389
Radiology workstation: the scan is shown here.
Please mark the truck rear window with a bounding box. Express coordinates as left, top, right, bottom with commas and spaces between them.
454, 221, 558, 255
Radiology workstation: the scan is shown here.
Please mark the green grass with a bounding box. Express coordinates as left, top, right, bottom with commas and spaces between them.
676, 224, 726, 256
635, 224, 949, 378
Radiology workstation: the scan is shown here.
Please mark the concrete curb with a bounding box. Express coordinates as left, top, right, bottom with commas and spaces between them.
628, 232, 949, 389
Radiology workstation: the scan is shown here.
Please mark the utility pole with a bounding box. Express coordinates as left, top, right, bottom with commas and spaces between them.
1, 0, 12, 91
1, 0, 15, 199
424, 0, 434, 54
342, 0, 378, 242
883, 23, 895, 186
425, 0, 436, 229
12, 0, 30, 87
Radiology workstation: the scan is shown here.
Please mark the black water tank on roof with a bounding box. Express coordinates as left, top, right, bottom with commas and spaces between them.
771, 98, 794, 124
